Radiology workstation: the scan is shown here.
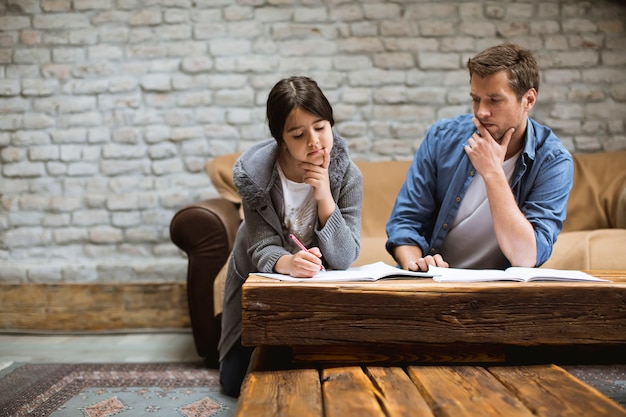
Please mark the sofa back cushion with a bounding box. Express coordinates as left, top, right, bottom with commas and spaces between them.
564, 150, 626, 232
206, 153, 241, 209
355, 160, 411, 238
206, 150, 626, 237
205, 154, 411, 238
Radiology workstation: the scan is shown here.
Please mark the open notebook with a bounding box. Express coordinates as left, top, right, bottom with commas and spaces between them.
251, 261, 435, 282
430, 266, 610, 283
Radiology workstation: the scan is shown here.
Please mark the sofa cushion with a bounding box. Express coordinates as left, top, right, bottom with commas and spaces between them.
206, 153, 242, 214
542, 229, 626, 270
564, 150, 626, 232
353, 237, 396, 266
355, 160, 411, 238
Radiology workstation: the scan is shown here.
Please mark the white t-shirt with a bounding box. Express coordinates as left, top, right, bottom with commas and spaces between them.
439, 151, 521, 269
277, 164, 318, 250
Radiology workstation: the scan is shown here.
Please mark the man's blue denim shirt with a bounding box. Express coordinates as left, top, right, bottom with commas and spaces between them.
385, 114, 574, 268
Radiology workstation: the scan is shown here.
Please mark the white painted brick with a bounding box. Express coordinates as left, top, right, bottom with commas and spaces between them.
181, 56, 213, 73
0, 97, 30, 113
149, 142, 177, 159
100, 159, 150, 176
28, 264, 63, 282
34, 14, 90, 29
550, 50, 599, 68
53, 227, 88, 244
255, 7, 293, 22
126, 227, 160, 243
112, 211, 141, 227
135, 192, 160, 209
1, 147, 26, 162
4, 227, 49, 247
8, 211, 42, 226
417, 52, 460, 70
0, 49, 12, 64
62, 262, 98, 282
46, 161, 67, 175
0, 80, 20, 96
563, 18, 598, 33
349, 69, 405, 86
29, 145, 59, 161
165, 41, 206, 57
156, 24, 192, 41
0, 264, 27, 282
67, 161, 99, 176
0, 114, 23, 130
293, 7, 327, 22
152, 158, 183, 175
144, 125, 172, 143
88, 226, 123, 243
0, 132, 9, 146
50, 195, 83, 212
363, 3, 401, 19
339, 37, 384, 53
19, 194, 49, 210
332, 56, 372, 71
406, 4, 458, 19
50, 128, 88, 143
2, 180, 29, 197
224, 5, 254, 21
0, 16, 31, 30
374, 52, 414, 69
3, 161, 45, 177
129, 9, 161, 26
43, 213, 71, 227
164, 8, 189, 24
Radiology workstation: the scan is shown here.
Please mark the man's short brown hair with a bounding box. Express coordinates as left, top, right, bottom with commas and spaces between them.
467, 43, 540, 100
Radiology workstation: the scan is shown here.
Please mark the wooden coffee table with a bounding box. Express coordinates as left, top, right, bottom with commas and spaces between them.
242, 270, 626, 365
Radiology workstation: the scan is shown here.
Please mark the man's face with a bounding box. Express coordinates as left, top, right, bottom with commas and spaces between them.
469, 71, 533, 144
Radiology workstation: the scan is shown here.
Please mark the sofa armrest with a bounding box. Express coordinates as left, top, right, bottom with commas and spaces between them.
169, 198, 241, 367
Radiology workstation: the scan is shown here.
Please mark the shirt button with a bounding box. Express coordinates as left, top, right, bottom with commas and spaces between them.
430, 248, 436, 253
456, 196, 461, 203
470, 170, 475, 176
443, 223, 448, 229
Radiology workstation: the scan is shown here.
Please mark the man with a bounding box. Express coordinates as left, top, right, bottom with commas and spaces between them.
386, 43, 573, 271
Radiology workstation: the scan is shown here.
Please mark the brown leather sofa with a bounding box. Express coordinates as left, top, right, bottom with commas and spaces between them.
170, 150, 626, 365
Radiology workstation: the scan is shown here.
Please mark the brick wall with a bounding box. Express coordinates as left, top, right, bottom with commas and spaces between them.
1, 0, 625, 283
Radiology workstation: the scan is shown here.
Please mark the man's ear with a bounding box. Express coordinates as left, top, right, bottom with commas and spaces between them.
524, 88, 537, 111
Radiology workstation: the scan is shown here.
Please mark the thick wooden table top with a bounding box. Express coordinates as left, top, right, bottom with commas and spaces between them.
242, 271, 626, 350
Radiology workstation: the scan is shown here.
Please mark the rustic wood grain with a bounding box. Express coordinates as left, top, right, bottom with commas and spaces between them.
407, 365, 536, 417
365, 366, 434, 417
489, 364, 626, 417
235, 369, 322, 417
0, 283, 189, 331
291, 342, 506, 364
236, 364, 626, 416
321, 367, 386, 417
242, 271, 626, 347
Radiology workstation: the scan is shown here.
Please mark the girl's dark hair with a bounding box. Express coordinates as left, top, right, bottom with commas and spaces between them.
266, 76, 334, 144
467, 43, 540, 100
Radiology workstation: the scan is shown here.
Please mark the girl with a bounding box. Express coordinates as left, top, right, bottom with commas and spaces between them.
218, 76, 362, 396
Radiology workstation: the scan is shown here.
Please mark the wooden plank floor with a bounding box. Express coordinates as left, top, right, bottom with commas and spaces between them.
236, 365, 626, 417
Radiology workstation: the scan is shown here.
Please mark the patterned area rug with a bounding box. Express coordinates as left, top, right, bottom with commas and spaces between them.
0, 361, 237, 417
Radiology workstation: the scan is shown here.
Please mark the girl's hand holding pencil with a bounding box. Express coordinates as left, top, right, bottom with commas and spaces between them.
289, 234, 326, 272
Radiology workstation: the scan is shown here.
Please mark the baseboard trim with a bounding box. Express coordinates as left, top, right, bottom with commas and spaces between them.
0, 282, 190, 331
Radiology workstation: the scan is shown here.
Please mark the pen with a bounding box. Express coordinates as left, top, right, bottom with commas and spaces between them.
289, 233, 325, 271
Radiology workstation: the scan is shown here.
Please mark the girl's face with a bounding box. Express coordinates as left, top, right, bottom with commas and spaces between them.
280, 107, 333, 171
